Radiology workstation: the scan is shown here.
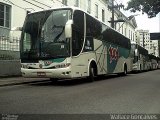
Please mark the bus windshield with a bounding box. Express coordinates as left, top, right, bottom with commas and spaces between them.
131, 44, 136, 56
131, 44, 138, 63
21, 9, 72, 61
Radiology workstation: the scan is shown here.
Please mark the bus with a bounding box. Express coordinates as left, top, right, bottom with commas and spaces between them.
157, 57, 160, 69
131, 43, 150, 72
20, 7, 132, 82
148, 54, 158, 70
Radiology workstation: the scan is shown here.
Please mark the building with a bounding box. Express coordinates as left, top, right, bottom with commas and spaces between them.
150, 32, 160, 57
0, 0, 137, 52
0, 0, 54, 52
113, 11, 137, 42
135, 31, 140, 45
152, 40, 159, 57
136, 29, 159, 56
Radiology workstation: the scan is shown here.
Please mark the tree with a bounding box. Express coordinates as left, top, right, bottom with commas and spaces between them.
126, 0, 160, 18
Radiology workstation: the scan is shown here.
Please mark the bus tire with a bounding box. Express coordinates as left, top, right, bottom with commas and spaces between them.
123, 64, 127, 76
88, 66, 95, 82
140, 64, 142, 72
88, 63, 97, 82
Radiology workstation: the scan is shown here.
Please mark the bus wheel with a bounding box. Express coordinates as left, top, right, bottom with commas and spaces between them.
140, 64, 142, 72
123, 64, 127, 76
88, 66, 95, 82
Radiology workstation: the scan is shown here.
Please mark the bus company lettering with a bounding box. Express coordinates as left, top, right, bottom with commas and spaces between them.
44, 60, 53, 66
108, 45, 119, 63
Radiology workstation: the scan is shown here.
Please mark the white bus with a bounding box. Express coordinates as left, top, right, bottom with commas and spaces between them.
148, 54, 158, 70
20, 7, 132, 82
131, 43, 150, 72
157, 57, 160, 69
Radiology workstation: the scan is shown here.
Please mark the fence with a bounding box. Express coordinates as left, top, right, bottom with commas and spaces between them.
0, 36, 20, 51
0, 36, 20, 60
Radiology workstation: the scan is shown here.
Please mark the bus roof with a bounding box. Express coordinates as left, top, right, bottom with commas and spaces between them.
28, 6, 80, 14
28, 6, 130, 41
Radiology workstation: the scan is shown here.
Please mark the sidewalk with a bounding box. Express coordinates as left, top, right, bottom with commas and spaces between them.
0, 76, 50, 87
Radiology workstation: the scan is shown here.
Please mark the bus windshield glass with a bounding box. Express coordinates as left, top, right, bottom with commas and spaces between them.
21, 9, 72, 61
131, 44, 138, 63
131, 44, 136, 56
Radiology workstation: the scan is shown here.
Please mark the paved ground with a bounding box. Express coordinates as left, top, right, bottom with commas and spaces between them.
0, 77, 50, 87
0, 70, 160, 115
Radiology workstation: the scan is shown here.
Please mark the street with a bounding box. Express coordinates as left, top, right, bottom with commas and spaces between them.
0, 70, 160, 114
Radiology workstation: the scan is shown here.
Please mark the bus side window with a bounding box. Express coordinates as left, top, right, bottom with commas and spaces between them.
86, 14, 102, 39
72, 10, 84, 56
83, 36, 94, 52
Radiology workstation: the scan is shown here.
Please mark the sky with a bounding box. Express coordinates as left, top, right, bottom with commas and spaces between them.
117, 0, 160, 33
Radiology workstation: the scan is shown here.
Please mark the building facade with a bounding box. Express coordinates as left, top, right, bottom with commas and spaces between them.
136, 29, 159, 57
152, 40, 159, 57
0, 0, 137, 52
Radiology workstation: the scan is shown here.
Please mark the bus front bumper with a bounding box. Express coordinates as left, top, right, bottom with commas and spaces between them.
21, 67, 72, 78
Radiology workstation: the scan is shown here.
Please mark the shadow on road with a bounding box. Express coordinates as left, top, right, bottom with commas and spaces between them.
130, 69, 159, 75
27, 74, 126, 87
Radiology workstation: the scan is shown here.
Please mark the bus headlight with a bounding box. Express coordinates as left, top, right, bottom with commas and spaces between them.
21, 64, 29, 69
55, 63, 71, 68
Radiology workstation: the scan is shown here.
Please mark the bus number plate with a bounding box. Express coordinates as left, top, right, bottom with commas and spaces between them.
37, 72, 46, 76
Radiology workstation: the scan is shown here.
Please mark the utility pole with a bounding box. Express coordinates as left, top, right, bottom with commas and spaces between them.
108, 0, 124, 29
159, 13, 160, 57
111, 0, 114, 28
143, 32, 145, 48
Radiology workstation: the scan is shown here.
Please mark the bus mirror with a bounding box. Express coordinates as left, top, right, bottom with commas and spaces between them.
9, 27, 22, 43
135, 49, 138, 56
11, 27, 23, 31
65, 20, 73, 38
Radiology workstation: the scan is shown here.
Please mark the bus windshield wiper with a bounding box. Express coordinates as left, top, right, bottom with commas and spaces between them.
53, 26, 65, 42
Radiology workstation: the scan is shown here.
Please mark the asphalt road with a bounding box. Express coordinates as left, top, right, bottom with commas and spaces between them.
0, 70, 160, 114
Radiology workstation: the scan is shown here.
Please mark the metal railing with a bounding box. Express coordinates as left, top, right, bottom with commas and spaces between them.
0, 36, 20, 51
0, 36, 20, 60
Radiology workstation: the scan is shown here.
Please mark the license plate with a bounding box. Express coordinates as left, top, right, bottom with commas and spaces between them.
37, 72, 46, 76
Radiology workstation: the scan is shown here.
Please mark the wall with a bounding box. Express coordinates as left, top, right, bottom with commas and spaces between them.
0, 60, 21, 77
0, 50, 20, 77
0, 50, 20, 59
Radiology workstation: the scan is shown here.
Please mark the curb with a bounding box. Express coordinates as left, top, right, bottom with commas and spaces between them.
0, 75, 22, 78
0, 80, 51, 87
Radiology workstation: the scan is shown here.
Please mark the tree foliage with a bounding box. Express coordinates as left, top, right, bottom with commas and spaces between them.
126, 0, 160, 18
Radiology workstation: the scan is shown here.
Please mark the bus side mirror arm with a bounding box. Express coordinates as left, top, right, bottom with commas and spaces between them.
9, 27, 23, 43
11, 27, 23, 31
65, 20, 73, 38
135, 49, 138, 56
